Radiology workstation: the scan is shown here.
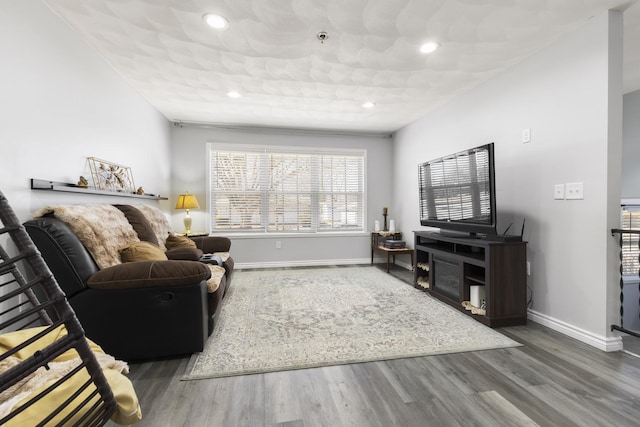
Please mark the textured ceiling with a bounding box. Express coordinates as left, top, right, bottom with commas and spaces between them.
44, 0, 640, 133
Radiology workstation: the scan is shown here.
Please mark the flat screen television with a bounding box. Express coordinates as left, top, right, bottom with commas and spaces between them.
418, 143, 496, 236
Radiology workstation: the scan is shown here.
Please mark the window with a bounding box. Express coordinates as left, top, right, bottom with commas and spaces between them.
621, 206, 640, 276
209, 144, 365, 234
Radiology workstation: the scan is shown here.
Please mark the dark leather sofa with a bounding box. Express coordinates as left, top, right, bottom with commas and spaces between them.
23, 204, 234, 361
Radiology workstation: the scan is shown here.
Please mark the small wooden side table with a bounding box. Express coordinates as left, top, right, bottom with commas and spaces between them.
371, 232, 414, 273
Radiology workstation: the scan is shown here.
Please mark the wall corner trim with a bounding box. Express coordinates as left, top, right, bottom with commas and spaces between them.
528, 309, 623, 352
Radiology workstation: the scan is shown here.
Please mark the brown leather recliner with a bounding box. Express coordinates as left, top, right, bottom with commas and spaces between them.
23, 204, 234, 361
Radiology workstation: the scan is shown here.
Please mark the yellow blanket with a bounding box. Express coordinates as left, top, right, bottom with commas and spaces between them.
0, 326, 142, 425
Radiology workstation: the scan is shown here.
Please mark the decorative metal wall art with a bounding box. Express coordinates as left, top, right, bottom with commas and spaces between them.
87, 157, 136, 193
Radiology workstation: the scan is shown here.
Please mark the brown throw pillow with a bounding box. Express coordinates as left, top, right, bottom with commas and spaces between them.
119, 241, 167, 263
87, 260, 211, 289
165, 233, 197, 250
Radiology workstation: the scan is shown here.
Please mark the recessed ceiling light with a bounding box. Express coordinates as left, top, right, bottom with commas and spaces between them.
419, 41, 440, 54
203, 13, 229, 30
227, 91, 241, 98
362, 102, 376, 109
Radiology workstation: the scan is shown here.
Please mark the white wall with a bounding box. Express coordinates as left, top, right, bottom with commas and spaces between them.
170, 125, 394, 267
622, 89, 640, 198
393, 11, 623, 349
0, 0, 172, 224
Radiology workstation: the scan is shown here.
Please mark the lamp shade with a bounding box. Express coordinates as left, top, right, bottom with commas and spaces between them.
175, 193, 200, 210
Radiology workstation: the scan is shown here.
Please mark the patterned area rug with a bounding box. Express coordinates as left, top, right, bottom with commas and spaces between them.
183, 266, 520, 380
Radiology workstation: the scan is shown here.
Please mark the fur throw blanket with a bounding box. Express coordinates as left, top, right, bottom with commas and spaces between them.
34, 205, 139, 269
136, 205, 173, 250
206, 265, 226, 293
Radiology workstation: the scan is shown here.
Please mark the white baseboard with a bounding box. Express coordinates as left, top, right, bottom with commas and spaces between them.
236, 258, 372, 270
528, 309, 623, 352
391, 259, 413, 271
236, 258, 415, 271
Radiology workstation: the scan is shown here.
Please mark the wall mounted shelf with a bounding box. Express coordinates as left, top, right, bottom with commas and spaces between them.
30, 179, 168, 200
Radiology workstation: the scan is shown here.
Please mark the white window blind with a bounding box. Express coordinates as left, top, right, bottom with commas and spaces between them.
622, 207, 640, 276
209, 144, 365, 233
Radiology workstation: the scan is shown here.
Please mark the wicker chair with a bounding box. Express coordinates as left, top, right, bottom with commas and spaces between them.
0, 190, 118, 426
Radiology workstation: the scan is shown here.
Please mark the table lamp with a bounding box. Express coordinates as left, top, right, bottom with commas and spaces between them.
175, 192, 200, 235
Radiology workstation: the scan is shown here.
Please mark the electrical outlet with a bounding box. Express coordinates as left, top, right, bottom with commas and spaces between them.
276, 241, 282, 249
565, 182, 584, 200
522, 128, 531, 143
554, 184, 565, 200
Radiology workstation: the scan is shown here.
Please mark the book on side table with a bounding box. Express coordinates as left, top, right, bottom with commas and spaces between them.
383, 240, 406, 249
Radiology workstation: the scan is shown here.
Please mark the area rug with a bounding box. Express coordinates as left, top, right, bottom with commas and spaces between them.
183, 266, 520, 380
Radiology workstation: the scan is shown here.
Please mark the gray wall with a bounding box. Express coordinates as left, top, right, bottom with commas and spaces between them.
169, 125, 394, 267
393, 11, 623, 349
622, 89, 640, 198
0, 1, 172, 223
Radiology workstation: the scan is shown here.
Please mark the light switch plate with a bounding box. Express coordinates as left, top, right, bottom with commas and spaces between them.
565, 182, 584, 200
554, 184, 565, 200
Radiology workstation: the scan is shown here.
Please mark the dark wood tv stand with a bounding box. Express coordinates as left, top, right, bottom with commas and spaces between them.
414, 231, 527, 327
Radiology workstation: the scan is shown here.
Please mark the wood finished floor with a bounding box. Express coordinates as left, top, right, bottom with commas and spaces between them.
110, 265, 640, 427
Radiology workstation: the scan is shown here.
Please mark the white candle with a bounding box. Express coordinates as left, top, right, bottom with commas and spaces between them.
389, 219, 396, 232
